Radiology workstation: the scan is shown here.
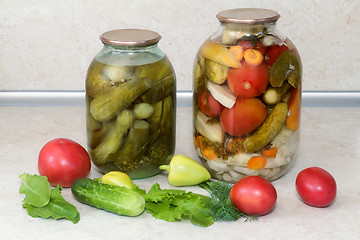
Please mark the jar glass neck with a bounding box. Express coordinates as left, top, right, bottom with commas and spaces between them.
211, 21, 284, 45
95, 42, 165, 66
102, 43, 160, 52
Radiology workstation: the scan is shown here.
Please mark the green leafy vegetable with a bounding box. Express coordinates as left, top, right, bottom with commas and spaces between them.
199, 180, 258, 222
19, 173, 51, 207
142, 183, 214, 227
23, 185, 80, 224
19, 173, 80, 224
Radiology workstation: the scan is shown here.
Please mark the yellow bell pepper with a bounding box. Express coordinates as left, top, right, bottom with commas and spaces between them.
101, 171, 133, 189
199, 40, 242, 68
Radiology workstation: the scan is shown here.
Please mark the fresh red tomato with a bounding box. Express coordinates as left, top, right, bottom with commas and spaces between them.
236, 39, 266, 55
197, 91, 224, 117
265, 44, 289, 66
38, 138, 91, 187
220, 98, 267, 137
296, 167, 337, 207
227, 62, 269, 98
230, 176, 277, 215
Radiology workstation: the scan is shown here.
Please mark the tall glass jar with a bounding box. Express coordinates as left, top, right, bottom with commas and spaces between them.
86, 29, 176, 178
193, 8, 302, 182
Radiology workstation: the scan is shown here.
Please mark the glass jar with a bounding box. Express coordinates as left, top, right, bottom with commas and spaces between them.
193, 8, 302, 182
86, 29, 176, 178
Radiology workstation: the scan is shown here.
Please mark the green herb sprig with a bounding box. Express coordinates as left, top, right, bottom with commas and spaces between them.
199, 180, 258, 222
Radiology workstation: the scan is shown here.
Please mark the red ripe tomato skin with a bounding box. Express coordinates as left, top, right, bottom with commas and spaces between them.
227, 62, 270, 98
197, 91, 224, 117
220, 98, 267, 137
265, 44, 289, 66
296, 167, 337, 208
38, 138, 91, 187
230, 176, 277, 216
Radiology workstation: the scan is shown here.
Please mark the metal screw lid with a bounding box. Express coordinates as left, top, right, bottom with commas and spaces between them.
100, 29, 162, 47
216, 8, 280, 24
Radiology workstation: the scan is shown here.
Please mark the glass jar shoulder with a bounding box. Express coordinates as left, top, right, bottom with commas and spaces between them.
94, 44, 166, 67
210, 22, 287, 47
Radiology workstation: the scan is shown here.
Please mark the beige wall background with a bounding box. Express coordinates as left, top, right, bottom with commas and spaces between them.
0, 0, 359, 91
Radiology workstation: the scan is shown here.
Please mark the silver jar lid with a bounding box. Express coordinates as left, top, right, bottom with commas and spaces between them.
100, 29, 162, 47
217, 8, 280, 24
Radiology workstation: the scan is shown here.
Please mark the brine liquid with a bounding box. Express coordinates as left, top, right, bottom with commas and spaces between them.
86, 56, 176, 178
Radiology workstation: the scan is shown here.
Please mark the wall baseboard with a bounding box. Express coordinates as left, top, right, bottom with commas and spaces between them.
0, 90, 359, 107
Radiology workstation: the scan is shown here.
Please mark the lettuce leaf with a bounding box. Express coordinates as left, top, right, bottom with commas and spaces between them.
19, 173, 80, 224
19, 173, 51, 207
143, 183, 214, 227
23, 185, 80, 224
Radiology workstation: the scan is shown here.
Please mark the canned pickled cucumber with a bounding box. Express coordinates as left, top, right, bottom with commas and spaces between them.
86, 29, 176, 178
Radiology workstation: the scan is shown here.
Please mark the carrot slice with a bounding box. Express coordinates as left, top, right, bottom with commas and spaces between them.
262, 148, 278, 158
244, 49, 264, 66
286, 88, 301, 131
202, 148, 217, 160
229, 46, 244, 61
197, 135, 217, 160
247, 156, 267, 170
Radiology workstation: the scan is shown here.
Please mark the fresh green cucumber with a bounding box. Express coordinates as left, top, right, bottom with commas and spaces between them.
71, 178, 145, 217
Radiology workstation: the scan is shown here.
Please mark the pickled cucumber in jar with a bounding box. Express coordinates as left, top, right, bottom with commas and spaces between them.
86, 29, 176, 178
193, 9, 302, 183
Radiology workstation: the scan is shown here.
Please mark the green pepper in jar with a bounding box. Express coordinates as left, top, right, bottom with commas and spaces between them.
205, 59, 228, 84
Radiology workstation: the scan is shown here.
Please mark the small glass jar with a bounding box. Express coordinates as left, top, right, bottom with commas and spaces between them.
86, 29, 176, 178
193, 8, 302, 182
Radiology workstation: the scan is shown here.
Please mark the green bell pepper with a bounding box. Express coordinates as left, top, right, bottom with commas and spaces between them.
159, 154, 211, 187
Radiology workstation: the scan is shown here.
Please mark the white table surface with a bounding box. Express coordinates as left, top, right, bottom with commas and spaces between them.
1, 106, 359, 240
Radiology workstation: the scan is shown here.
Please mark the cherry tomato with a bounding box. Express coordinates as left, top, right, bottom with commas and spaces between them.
227, 62, 269, 98
220, 98, 267, 137
265, 44, 289, 66
296, 167, 337, 207
38, 138, 91, 187
230, 176, 277, 215
198, 91, 224, 117
236, 39, 266, 55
